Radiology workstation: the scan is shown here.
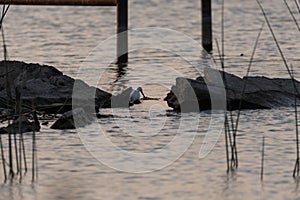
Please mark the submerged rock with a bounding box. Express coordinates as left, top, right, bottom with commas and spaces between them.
0, 60, 112, 114
50, 108, 94, 130
165, 68, 300, 112
0, 113, 40, 134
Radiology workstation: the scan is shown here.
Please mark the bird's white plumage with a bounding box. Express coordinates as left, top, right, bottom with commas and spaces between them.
130, 87, 145, 104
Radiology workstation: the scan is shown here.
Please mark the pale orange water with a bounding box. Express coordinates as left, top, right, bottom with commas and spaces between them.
0, 0, 300, 199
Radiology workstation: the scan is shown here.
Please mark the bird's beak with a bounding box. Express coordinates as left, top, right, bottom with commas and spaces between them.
140, 90, 146, 98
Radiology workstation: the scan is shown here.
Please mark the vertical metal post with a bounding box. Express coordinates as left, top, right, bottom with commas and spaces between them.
201, 0, 212, 52
117, 0, 128, 64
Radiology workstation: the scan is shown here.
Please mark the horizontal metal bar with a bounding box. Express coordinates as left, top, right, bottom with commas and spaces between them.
0, 0, 117, 6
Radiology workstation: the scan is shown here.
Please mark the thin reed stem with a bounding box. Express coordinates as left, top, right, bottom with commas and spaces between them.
216, 36, 238, 171
14, 87, 21, 175
283, 0, 300, 32
19, 134, 22, 182
221, 0, 225, 64
22, 133, 27, 173
224, 117, 230, 172
292, 66, 300, 178
8, 131, 13, 179
220, 0, 238, 170
215, 39, 231, 172
295, 0, 300, 14
32, 110, 38, 182
256, 0, 300, 178
256, 0, 297, 86
0, 2, 10, 31
0, 135, 6, 182
0, 1, 8, 182
14, 131, 19, 174
231, 23, 265, 169
234, 23, 264, 133
261, 136, 265, 181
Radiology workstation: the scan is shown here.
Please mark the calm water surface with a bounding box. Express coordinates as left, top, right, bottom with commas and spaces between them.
1, 0, 300, 199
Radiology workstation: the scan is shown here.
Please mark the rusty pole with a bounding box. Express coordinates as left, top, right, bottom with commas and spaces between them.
201, 0, 212, 52
117, 0, 128, 64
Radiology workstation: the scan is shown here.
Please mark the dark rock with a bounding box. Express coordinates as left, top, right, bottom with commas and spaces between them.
0, 108, 13, 119
96, 113, 114, 118
0, 60, 112, 114
50, 108, 94, 130
0, 113, 40, 134
165, 68, 300, 112
41, 121, 49, 126
110, 87, 133, 107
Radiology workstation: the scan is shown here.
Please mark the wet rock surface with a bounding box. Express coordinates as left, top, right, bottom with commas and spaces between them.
0, 60, 112, 114
50, 108, 93, 130
165, 68, 300, 112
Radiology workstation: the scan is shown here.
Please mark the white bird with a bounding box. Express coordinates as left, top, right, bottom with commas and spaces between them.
130, 87, 146, 104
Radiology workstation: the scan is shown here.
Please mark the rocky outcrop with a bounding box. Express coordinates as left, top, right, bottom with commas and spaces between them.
50, 108, 93, 130
164, 68, 300, 112
0, 60, 112, 114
